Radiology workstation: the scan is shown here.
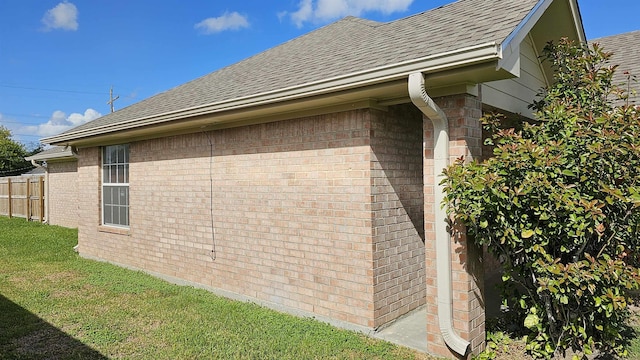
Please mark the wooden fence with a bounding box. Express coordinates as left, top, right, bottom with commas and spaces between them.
0, 176, 45, 222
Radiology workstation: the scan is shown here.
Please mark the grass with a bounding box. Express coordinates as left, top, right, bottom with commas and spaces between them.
0, 216, 435, 360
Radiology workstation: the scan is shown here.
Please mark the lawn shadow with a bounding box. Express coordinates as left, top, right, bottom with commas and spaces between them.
0, 294, 108, 360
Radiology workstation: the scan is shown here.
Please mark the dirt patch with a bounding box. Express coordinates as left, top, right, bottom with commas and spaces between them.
44, 270, 82, 282
492, 338, 531, 360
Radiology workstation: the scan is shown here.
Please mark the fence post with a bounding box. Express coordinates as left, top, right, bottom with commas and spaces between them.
26, 178, 30, 221
39, 177, 44, 223
7, 178, 12, 219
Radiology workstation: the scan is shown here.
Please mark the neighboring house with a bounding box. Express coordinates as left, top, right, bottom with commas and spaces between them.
26, 146, 78, 228
41, 0, 585, 357
590, 30, 640, 105
23, 166, 46, 175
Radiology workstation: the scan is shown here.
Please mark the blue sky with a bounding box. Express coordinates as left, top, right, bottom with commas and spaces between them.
0, 0, 638, 146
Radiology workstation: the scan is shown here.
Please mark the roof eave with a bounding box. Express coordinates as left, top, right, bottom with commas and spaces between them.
43, 42, 502, 146
495, 0, 587, 90
569, 0, 587, 44
25, 149, 76, 162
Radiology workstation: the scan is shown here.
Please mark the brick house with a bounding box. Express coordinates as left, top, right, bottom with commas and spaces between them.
25, 146, 78, 228
41, 0, 585, 357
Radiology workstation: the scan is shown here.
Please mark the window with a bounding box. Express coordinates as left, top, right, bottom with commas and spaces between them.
102, 144, 129, 227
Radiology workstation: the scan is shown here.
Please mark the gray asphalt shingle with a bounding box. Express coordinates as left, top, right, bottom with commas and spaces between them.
591, 30, 640, 106
52, 0, 539, 139
25, 146, 74, 161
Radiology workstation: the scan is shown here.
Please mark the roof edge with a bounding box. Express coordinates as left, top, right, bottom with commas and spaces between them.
498, 0, 586, 72
25, 147, 76, 161
44, 42, 500, 145
498, 0, 552, 72
569, 0, 587, 44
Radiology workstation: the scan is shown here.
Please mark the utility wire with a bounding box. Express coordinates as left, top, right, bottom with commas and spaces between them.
0, 84, 109, 95
0, 166, 36, 176
0, 118, 51, 125
203, 130, 217, 261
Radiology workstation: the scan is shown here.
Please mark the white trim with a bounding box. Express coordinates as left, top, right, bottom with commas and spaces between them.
101, 144, 130, 228
568, 0, 587, 44
498, 0, 551, 73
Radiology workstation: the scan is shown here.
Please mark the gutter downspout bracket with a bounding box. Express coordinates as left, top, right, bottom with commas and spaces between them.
408, 72, 471, 357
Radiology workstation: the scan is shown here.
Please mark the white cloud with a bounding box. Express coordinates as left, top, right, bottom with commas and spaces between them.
42, 1, 78, 31
285, 0, 413, 27
21, 109, 101, 137
290, 0, 314, 27
195, 12, 250, 34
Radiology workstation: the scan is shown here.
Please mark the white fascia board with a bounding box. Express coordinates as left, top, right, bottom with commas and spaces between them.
498, 0, 552, 75
25, 149, 75, 161
569, 0, 587, 44
43, 42, 501, 145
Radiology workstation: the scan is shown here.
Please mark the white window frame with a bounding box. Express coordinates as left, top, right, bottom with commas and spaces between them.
102, 144, 130, 228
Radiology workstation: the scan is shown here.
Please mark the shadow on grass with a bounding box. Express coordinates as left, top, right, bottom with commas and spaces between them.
0, 294, 108, 360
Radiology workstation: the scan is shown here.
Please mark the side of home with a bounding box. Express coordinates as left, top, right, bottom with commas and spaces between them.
26, 146, 79, 228
40, 0, 586, 357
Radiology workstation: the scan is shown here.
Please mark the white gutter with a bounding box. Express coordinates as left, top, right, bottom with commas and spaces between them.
29, 159, 46, 170
408, 72, 470, 357
42, 42, 501, 145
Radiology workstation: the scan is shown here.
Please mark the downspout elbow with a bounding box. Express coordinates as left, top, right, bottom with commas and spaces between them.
30, 159, 47, 170
409, 72, 471, 357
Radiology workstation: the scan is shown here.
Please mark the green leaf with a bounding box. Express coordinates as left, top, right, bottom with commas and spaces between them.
524, 313, 540, 330
521, 229, 535, 239
442, 39, 640, 358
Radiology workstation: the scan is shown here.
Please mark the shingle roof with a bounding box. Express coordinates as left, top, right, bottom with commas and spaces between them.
23, 166, 46, 175
49, 0, 539, 141
25, 146, 75, 161
590, 30, 640, 106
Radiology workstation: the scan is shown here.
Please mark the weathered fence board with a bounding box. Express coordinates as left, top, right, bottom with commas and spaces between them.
0, 176, 45, 221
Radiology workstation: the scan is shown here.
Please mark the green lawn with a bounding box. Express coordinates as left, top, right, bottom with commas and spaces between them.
0, 217, 433, 360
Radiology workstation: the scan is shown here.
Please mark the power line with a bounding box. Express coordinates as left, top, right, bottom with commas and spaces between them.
0, 84, 109, 95
0, 119, 41, 126
10, 133, 41, 138
0, 113, 50, 120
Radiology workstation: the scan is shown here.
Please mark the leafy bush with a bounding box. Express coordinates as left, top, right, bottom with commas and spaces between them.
443, 38, 640, 358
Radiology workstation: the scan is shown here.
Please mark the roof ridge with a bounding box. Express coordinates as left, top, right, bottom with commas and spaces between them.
373, 0, 469, 26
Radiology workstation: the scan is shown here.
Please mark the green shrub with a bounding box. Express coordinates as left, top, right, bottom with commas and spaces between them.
444, 38, 640, 359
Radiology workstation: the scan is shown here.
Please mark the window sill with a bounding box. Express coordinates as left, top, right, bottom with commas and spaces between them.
98, 225, 131, 236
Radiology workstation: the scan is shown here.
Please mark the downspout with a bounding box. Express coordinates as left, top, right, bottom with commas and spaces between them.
408, 72, 470, 357
30, 159, 49, 224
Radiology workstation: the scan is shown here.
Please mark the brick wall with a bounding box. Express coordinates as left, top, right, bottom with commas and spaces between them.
370, 105, 426, 327
76, 147, 101, 243
424, 94, 485, 358
47, 160, 78, 228
76, 107, 426, 330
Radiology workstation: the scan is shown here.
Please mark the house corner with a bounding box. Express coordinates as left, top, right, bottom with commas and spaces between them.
424, 93, 486, 358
